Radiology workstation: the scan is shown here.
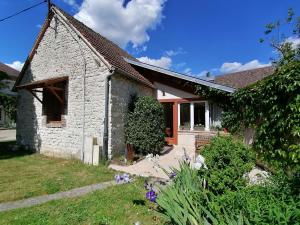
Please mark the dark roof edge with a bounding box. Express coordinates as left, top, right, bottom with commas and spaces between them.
124, 58, 236, 93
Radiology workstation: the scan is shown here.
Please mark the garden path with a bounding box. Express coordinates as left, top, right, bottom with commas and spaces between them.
0, 180, 118, 212
109, 146, 195, 179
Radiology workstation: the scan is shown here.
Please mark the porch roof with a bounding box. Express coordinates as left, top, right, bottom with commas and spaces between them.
16, 76, 68, 90
124, 58, 236, 93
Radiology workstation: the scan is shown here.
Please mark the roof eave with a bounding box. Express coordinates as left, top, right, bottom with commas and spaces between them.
124, 58, 236, 93
115, 68, 154, 89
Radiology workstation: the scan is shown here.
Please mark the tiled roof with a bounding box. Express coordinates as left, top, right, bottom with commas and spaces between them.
0, 62, 19, 80
55, 6, 153, 88
214, 66, 275, 88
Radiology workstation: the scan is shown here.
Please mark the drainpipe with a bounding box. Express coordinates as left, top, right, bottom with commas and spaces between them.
103, 70, 115, 160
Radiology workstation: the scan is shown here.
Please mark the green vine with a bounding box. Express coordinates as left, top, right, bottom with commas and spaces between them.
195, 9, 300, 174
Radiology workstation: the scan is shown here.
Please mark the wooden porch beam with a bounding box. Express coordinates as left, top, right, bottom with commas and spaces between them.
29, 90, 43, 104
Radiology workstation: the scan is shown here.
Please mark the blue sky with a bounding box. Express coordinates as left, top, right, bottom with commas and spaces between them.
1, 0, 300, 76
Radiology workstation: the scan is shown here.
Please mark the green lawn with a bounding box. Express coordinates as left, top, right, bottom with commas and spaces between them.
0, 142, 114, 203
0, 180, 164, 225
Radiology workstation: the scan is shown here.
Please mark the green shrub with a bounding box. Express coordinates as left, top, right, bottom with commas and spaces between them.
214, 184, 300, 225
125, 96, 165, 155
157, 163, 251, 225
201, 136, 255, 194
157, 162, 300, 225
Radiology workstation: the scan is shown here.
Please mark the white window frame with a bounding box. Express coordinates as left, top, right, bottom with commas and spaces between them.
178, 101, 210, 131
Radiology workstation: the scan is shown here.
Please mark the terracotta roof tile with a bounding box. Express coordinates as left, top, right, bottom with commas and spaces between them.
214, 66, 275, 88
55, 6, 153, 88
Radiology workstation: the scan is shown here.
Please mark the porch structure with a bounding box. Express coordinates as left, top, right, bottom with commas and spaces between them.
125, 58, 233, 148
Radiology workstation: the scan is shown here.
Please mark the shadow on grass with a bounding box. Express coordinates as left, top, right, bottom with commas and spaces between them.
0, 141, 33, 160
133, 199, 146, 206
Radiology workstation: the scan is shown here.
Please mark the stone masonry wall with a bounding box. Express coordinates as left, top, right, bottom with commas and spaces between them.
17, 15, 110, 159
108, 74, 154, 158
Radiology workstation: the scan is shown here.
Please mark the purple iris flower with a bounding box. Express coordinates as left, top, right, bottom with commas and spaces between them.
146, 189, 157, 202
123, 173, 130, 183
115, 174, 121, 183
169, 172, 177, 179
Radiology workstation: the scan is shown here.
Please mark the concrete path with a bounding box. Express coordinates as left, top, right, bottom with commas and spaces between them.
0, 129, 16, 142
0, 180, 117, 213
109, 146, 195, 179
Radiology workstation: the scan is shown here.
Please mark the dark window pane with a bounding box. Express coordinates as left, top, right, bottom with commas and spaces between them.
194, 102, 205, 130
180, 103, 190, 130
162, 103, 173, 137
42, 81, 67, 123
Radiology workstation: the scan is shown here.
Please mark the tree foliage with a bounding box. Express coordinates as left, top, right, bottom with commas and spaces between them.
0, 71, 17, 124
125, 96, 165, 155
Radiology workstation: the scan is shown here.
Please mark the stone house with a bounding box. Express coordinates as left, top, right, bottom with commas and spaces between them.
13, 5, 274, 163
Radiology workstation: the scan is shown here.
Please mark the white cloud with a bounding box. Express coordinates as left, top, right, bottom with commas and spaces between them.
285, 36, 300, 49
165, 48, 186, 57
197, 70, 209, 77
219, 60, 271, 74
5, 61, 24, 71
183, 67, 192, 75
137, 56, 172, 69
74, 0, 166, 48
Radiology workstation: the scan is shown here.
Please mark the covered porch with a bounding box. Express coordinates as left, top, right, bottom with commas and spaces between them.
125, 58, 234, 149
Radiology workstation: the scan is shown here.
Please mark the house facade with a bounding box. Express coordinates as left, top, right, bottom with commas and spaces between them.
13, 5, 274, 163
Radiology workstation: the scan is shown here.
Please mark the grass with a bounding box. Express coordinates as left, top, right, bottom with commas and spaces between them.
0, 142, 115, 203
0, 179, 164, 225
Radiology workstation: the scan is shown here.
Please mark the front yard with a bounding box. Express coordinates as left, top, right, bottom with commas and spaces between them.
0, 142, 114, 203
0, 179, 163, 225
0, 142, 164, 224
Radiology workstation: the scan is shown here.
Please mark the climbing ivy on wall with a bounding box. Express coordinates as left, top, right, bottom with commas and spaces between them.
196, 9, 300, 174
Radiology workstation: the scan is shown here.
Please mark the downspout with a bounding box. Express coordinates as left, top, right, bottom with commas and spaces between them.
103, 70, 115, 160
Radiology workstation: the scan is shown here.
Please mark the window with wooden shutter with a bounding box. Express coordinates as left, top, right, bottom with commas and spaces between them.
16, 76, 68, 127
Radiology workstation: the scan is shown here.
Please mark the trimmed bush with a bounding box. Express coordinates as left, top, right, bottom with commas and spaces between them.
125, 96, 165, 155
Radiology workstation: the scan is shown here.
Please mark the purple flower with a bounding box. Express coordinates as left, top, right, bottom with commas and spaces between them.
169, 172, 177, 179
146, 190, 157, 202
115, 174, 121, 183
115, 173, 131, 183
123, 173, 130, 183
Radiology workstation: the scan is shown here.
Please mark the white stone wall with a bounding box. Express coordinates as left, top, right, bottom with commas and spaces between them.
17, 15, 111, 159
108, 74, 154, 158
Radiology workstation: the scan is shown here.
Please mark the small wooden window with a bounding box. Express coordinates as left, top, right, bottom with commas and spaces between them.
42, 81, 67, 124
